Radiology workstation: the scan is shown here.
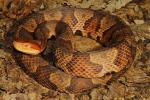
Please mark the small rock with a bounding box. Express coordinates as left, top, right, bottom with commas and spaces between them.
90, 88, 103, 100
0, 29, 4, 40
148, 26, 150, 32
3, 93, 17, 100
2, 93, 29, 100
79, 94, 90, 100
28, 92, 42, 100
0, 49, 6, 58
108, 82, 126, 98
125, 67, 150, 85
16, 81, 23, 90
134, 20, 145, 25
59, 93, 71, 100
134, 5, 140, 12
16, 93, 28, 100
40, 3, 45, 9
146, 43, 150, 51
145, 59, 150, 66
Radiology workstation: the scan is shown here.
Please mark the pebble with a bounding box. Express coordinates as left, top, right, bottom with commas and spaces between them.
0, 49, 6, 58
134, 19, 145, 25
146, 59, 150, 66
146, 43, 150, 51
79, 95, 90, 100
90, 89, 103, 100
59, 93, 71, 100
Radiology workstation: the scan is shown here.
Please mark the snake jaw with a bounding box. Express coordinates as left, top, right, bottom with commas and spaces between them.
13, 41, 42, 55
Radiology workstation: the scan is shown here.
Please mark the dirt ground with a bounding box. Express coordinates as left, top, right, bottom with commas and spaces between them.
0, 0, 150, 100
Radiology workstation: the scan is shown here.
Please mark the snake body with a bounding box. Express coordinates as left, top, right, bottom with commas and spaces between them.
13, 7, 136, 93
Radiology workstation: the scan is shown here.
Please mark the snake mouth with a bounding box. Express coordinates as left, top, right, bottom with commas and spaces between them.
13, 40, 43, 55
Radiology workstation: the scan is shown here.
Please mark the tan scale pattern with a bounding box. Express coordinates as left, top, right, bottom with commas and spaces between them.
61, 8, 78, 28
71, 9, 94, 34
65, 53, 103, 78
55, 48, 73, 72
43, 9, 62, 21
49, 71, 72, 91
89, 48, 120, 77
114, 41, 131, 69
21, 54, 49, 72
83, 15, 100, 39
97, 15, 117, 36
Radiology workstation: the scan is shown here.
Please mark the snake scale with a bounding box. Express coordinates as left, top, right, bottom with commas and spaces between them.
12, 7, 136, 93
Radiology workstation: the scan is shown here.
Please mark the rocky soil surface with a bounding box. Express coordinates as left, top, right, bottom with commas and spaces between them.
0, 0, 150, 100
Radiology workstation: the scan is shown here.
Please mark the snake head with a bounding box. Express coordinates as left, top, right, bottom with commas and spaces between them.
13, 40, 43, 55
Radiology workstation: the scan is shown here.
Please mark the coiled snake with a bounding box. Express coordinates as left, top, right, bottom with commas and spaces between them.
12, 7, 136, 93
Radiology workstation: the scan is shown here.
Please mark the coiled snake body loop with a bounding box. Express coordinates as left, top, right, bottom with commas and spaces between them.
13, 7, 136, 93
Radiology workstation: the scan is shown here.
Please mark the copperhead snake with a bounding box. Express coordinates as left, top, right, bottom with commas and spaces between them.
12, 7, 136, 94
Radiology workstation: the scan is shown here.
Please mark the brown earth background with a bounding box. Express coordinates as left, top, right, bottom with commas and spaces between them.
0, 0, 150, 100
